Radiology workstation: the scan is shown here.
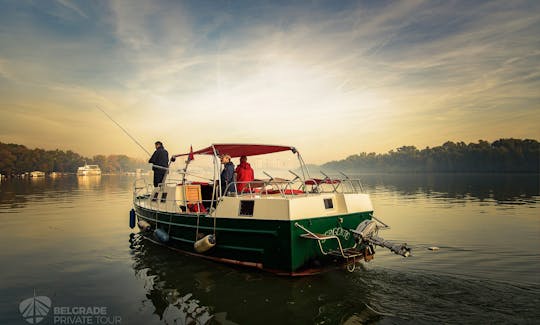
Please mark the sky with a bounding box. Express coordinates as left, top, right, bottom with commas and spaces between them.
0, 0, 539, 164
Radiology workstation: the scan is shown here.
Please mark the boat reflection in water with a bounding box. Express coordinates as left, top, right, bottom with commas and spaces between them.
128, 233, 384, 324
129, 233, 239, 325
76, 174, 101, 189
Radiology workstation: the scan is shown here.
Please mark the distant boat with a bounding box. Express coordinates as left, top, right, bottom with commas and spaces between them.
77, 164, 101, 176
30, 171, 45, 177
136, 168, 149, 176
127, 169, 149, 176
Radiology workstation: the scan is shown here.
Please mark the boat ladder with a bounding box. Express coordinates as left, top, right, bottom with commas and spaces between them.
294, 223, 363, 271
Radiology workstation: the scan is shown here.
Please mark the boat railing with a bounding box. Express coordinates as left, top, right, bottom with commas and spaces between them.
227, 174, 365, 197
133, 173, 366, 213
133, 178, 153, 200
132, 175, 365, 199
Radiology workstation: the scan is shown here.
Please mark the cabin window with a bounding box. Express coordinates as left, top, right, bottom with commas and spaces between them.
239, 200, 255, 216
324, 198, 334, 209
160, 192, 168, 203
152, 192, 159, 202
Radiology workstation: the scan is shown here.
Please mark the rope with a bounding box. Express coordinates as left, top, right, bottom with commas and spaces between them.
346, 257, 356, 272
213, 213, 217, 238
195, 213, 201, 241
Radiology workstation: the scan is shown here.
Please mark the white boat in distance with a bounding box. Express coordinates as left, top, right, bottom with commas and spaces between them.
77, 164, 102, 176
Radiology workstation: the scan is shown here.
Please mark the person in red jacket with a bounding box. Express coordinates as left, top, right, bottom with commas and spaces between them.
235, 156, 254, 193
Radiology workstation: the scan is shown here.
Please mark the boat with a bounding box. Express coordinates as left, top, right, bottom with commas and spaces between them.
131, 144, 411, 275
136, 168, 149, 176
30, 171, 45, 177
77, 163, 102, 176
126, 169, 149, 176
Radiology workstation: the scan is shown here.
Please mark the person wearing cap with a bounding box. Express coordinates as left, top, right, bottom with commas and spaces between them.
220, 154, 235, 195
235, 156, 254, 193
149, 141, 169, 187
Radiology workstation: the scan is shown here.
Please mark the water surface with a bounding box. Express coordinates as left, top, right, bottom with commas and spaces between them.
0, 174, 538, 324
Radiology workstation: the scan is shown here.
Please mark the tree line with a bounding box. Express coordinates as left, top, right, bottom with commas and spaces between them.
2, 139, 538, 175
321, 139, 539, 173
0, 142, 147, 175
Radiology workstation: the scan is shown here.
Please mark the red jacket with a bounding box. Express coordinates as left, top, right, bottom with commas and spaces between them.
235, 162, 254, 192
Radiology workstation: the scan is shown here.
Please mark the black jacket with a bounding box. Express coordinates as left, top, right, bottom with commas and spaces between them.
149, 147, 169, 172
220, 161, 235, 193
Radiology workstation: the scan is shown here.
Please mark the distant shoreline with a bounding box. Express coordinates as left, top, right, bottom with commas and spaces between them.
318, 171, 540, 175
1, 138, 538, 175
0, 172, 149, 178
320, 139, 539, 174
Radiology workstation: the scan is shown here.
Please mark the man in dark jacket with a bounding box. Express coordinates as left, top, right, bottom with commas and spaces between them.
220, 154, 235, 195
149, 141, 169, 187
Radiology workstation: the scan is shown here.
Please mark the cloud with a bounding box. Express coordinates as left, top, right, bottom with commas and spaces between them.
0, 0, 539, 162
55, 0, 89, 19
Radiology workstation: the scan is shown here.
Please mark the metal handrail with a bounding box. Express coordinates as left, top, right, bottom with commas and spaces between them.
223, 176, 366, 197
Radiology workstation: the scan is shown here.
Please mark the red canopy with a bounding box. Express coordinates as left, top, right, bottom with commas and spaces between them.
174, 144, 296, 158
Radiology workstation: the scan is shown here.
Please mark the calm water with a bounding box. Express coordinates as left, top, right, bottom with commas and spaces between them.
0, 174, 539, 324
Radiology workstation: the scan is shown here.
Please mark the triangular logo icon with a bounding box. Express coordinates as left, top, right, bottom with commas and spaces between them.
19, 291, 51, 324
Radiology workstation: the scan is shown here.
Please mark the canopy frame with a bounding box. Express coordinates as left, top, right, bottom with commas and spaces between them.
166, 143, 310, 199
172, 143, 297, 159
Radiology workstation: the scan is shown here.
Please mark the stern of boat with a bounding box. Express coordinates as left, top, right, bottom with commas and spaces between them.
286, 193, 374, 273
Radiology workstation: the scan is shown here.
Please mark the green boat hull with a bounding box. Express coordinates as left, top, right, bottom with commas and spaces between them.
134, 204, 373, 274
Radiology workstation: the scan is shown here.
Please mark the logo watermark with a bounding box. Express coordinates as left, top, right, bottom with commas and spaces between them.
19, 292, 121, 324
19, 291, 51, 324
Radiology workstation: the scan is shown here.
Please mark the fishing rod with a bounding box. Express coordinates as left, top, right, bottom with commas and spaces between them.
96, 105, 152, 157
96, 105, 168, 171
